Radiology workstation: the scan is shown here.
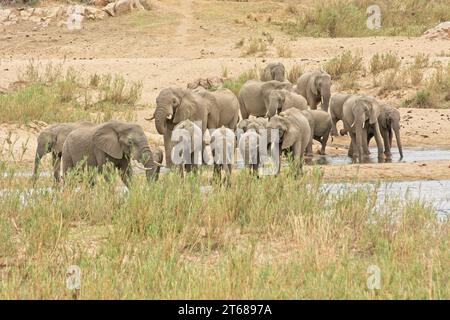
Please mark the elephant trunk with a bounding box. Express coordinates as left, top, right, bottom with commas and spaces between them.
33, 143, 48, 179
154, 107, 172, 135
321, 91, 331, 113
139, 149, 159, 181
394, 125, 403, 159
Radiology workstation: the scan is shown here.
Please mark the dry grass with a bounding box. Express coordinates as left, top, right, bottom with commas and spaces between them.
369, 52, 401, 76
0, 166, 448, 299
324, 50, 364, 80
287, 64, 304, 83
0, 61, 142, 124
222, 67, 259, 96
276, 44, 292, 58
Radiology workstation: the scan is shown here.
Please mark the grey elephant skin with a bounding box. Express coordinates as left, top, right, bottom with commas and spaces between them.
210, 127, 236, 185
330, 93, 353, 136
267, 108, 311, 176
367, 104, 403, 159
171, 119, 203, 175
238, 80, 292, 119
260, 62, 286, 82
301, 110, 332, 156
295, 71, 331, 112
237, 118, 268, 175
153, 87, 239, 167
342, 95, 384, 162
62, 120, 161, 185
34, 121, 93, 182
267, 89, 308, 117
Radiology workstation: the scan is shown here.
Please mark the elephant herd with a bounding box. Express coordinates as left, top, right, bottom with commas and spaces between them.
33, 62, 403, 186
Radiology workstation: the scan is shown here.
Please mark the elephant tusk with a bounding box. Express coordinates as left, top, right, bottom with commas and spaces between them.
167, 114, 173, 120
144, 115, 155, 121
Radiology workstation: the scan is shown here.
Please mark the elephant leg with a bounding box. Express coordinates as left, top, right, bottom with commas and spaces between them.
349, 132, 359, 161
373, 123, 385, 159
163, 129, 173, 168
381, 128, 391, 158
52, 152, 62, 183
320, 131, 330, 155
239, 103, 249, 120
348, 139, 353, 157
331, 117, 339, 136
361, 128, 370, 156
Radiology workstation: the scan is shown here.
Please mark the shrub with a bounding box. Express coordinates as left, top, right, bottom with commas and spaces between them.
277, 44, 292, 58
324, 50, 364, 80
369, 52, 401, 75
223, 68, 259, 96
287, 64, 304, 83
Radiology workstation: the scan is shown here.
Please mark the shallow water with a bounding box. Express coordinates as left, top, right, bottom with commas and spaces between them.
307, 147, 450, 166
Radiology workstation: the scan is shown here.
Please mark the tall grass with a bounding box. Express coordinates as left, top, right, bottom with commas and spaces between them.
274, 0, 450, 38
222, 67, 259, 96
0, 166, 448, 299
0, 61, 143, 124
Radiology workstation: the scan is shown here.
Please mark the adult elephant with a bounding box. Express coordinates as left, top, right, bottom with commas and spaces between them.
342, 95, 384, 162
295, 71, 331, 112
62, 120, 162, 185
238, 80, 292, 120
330, 93, 353, 136
267, 89, 308, 118
367, 104, 403, 159
152, 87, 240, 167
33, 121, 93, 182
266, 108, 311, 176
260, 62, 286, 82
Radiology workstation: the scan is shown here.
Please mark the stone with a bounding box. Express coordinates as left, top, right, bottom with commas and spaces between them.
103, 2, 116, 16
423, 21, 450, 40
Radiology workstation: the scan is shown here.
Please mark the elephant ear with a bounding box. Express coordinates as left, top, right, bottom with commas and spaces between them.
93, 123, 123, 159
281, 119, 299, 150
367, 100, 380, 125
310, 75, 319, 96
173, 92, 196, 124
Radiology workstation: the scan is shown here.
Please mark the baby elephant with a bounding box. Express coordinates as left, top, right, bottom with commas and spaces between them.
367, 104, 403, 159
238, 118, 268, 176
171, 120, 203, 175
267, 89, 309, 118
261, 62, 286, 82
266, 108, 311, 176
237, 117, 268, 133
210, 127, 236, 186
62, 120, 161, 186
34, 121, 93, 182
301, 110, 332, 156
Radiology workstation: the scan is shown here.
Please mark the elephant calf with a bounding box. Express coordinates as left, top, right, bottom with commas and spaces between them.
260, 62, 286, 82
210, 127, 236, 186
367, 104, 403, 159
171, 119, 203, 175
62, 120, 161, 185
237, 118, 268, 176
301, 110, 332, 156
267, 89, 308, 118
266, 108, 311, 176
295, 71, 331, 112
330, 93, 353, 136
34, 121, 93, 182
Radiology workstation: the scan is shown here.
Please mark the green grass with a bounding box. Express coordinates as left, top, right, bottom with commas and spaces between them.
0, 166, 448, 299
222, 67, 259, 96
273, 0, 450, 38
0, 61, 142, 124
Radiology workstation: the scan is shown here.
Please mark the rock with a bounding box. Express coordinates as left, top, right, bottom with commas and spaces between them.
139, 0, 151, 10
423, 21, 450, 40
85, 7, 107, 20
103, 2, 116, 16
0, 9, 12, 22
93, 0, 110, 6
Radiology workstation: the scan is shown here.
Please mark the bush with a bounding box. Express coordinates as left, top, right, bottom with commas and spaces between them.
369, 52, 401, 75
223, 68, 259, 96
287, 64, 304, 83
324, 50, 364, 80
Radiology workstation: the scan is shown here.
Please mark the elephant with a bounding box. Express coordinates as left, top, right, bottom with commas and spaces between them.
301, 110, 332, 155
260, 62, 286, 82
237, 117, 268, 133
210, 127, 236, 186
238, 80, 293, 119
171, 120, 203, 175
342, 95, 384, 162
266, 108, 311, 176
330, 93, 353, 136
33, 121, 93, 182
267, 89, 308, 118
237, 118, 268, 175
367, 104, 403, 159
152, 87, 240, 167
295, 71, 332, 112
62, 120, 161, 185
